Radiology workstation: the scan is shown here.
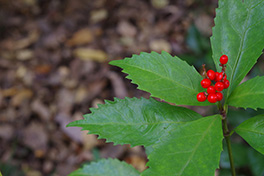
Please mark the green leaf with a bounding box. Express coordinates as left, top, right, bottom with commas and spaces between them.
211, 0, 264, 97
67, 97, 202, 147
142, 115, 223, 176
248, 148, 264, 176
228, 76, 264, 110
68, 158, 140, 176
235, 114, 264, 155
110, 51, 211, 106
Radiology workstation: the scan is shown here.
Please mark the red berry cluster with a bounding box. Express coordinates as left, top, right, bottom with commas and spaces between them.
197, 55, 230, 103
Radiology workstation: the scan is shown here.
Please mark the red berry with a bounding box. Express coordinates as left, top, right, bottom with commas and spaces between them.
201, 79, 211, 88
220, 55, 228, 65
207, 70, 216, 80
216, 92, 223, 101
215, 82, 224, 91
223, 74, 227, 80
215, 72, 223, 82
197, 92, 207, 102
223, 79, 230, 89
207, 94, 217, 103
207, 86, 216, 94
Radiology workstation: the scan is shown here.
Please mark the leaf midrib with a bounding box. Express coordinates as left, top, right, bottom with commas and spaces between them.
236, 128, 264, 136
227, 4, 251, 97
75, 120, 188, 126
119, 62, 198, 93
177, 117, 217, 175
229, 91, 264, 101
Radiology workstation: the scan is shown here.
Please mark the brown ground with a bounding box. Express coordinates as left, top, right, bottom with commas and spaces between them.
0, 0, 218, 175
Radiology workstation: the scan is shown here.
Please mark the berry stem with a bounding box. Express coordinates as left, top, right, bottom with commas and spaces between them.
218, 102, 236, 176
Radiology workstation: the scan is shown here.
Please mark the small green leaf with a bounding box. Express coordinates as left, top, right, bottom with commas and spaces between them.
228, 76, 264, 110
142, 115, 223, 176
211, 0, 264, 97
110, 51, 211, 106
235, 114, 264, 155
68, 158, 140, 176
67, 97, 202, 147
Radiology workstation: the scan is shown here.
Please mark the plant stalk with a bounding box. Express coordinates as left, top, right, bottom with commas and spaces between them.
218, 102, 236, 176
222, 118, 236, 176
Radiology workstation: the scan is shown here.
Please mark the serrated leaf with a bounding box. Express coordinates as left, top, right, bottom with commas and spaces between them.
68, 158, 140, 176
67, 97, 202, 147
211, 0, 264, 97
228, 76, 264, 110
235, 114, 264, 155
110, 51, 211, 106
142, 115, 223, 176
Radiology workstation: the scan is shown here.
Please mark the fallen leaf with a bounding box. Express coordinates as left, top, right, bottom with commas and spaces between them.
107, 71, 127, 99
16, 49, 34, 60
117, 21, 137, 37
151, 0, 169, 8
74, 48, 107, 62
34, 64, 52, 75
55, 112, 82, 143
149, 39, 171, 53
31, 99, 51, 121
125, 155, 147, 172
66, 28, 94, 46
90, 9, 108, 23
11, 89, 33, 106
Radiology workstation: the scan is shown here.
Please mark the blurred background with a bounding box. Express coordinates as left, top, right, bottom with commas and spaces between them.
0, 0, 264, 175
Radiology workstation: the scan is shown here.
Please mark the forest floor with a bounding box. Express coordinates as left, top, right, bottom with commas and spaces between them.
0, 0, 219, 175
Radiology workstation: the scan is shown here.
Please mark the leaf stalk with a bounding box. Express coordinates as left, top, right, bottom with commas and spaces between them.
219, 102, 236, 176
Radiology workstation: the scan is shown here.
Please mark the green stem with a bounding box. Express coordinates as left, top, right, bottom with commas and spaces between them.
223, 118, 236, 176
218, 102, 236, 176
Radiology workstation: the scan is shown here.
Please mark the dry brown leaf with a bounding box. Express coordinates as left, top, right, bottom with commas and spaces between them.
66, 28, 94, 46
107, 71, 127, 99
117, 21, 137, 37
34, 64, 52, 75
1, 87, 18, 97
74, 48, 107, 62
90, 9, 108, 23
74, 86, 88, 104
149, 39, 171, 53
151, 0, 169, 8
194, 13, 213, 36
13, 30, 39, 50
11, 89, 33, 106
16, 49, 34, 60
31, 99, 51, 121
125, 155, 147, 172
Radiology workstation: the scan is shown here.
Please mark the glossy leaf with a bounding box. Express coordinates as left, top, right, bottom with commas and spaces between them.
235, 114, 264, 155
228, 76, 264, 110
110, 51, 211, 106
67, 97, 202, 147
68, 159, 140, 176
142, 115, 223, 176
211, 0, 264, 97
